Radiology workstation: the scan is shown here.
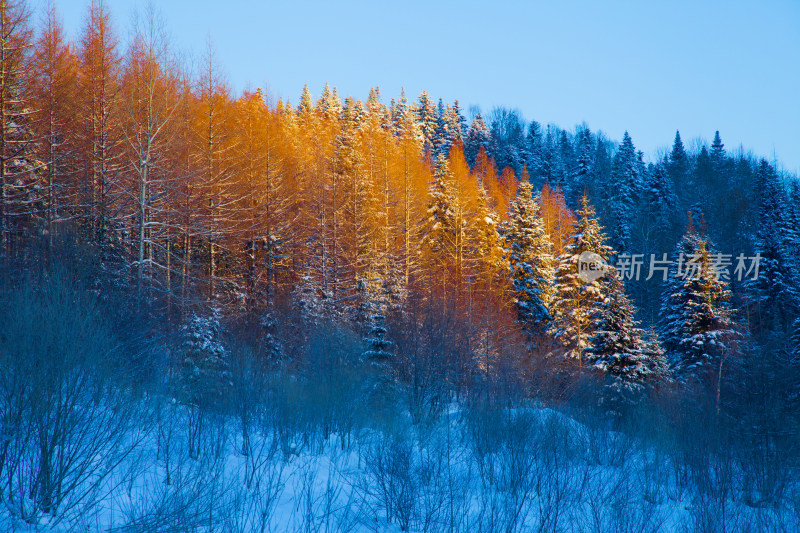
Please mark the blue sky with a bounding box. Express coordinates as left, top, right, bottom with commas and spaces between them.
45, 0, 800, 174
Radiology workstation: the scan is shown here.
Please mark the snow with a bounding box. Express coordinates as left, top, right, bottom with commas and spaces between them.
2, 400, 796, 532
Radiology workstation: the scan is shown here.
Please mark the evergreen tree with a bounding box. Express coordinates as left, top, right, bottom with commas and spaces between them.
558, 130, 575, 199
550, 195, 614, 364
788, 180, 800, 296
297, 83, 313, 116
505, 181, 554, 339
464, 111, 490, 166
432, 98, 447, 156
391, 87, 411, 136
668, 130, 692, 204
433, 100, 465, 159
607, 131, 638, 252
363, 309, 393, 364
571, 127, 593, 201
593, 135, 613, 206
746, 160, 798, 338
659, 226, 737, 384
710, 130, 726, 169
644, 163, 678, 238
422, 153, 457, 264
448, 100, 466, 145
587, 273, 668, 405
489, 107, 526, 176
525, 120, 545, 186
180, 309, 232, 409
473, 184, 506, 276
415, 90, 438, 153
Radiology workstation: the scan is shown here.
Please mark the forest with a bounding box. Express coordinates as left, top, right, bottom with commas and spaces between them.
1, 0, 799, 531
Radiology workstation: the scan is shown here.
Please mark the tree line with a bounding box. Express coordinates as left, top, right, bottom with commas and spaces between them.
1, 0, 799, 414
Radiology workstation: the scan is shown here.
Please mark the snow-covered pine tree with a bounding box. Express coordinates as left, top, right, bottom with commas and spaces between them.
472, 183, 506, 274
464, 111, 490, 167
391, 88, 407, 134
607, 131, 638, 252
659, 225, 737, 385
505, 181, 554, 340
422, 153, 457, 263
363, 310, 393, 364
258, 310, 284, 362
432, 100, 465, 159
448, 100, 466, 146
293, 272, 328, 326
710, 130, 726, 169
297, 84, 313, 116
550, 195, 614, 365
645, 164, 677, 225
180, 309, 232, 409
523, 121, 543, 183
488, 108, 526, 177
745, 160, 798, 339
432, 98, 448, 157
318, 82, 343, 120
640, 162, 679, 252
788, 180, 800, 300
668, 130, 692, 205
571, 127, 593, 202
415, 90, 438, 153
354, 274, 397, 405
587, 272, 668, 406
558, 130, 575, 201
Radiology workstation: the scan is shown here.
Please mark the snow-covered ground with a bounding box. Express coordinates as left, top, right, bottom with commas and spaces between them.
2, 397, 797, 532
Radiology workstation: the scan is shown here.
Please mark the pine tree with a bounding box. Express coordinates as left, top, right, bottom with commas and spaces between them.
525, 120, 544, 185
359, 275, 394, 365
668, 130, 692, 205
550, 195, 614, 364
422, 153, 457, 263
506, 181, 554, 339
464, 111, 490, 166
643, 163, 678, 242
746, 160, 798, 339
587, 273, 668, 406
415, 90, 438, 153
710, 130, 726, 169
297, 83, 313, 116
432, 98, 448, 156
659, 226, 737, 384
448, 100, 465, 146
356, 275, 397, 403
180, 309, 232, 409
364, 312, 393, 363
489, 108, 527, 177
318, 81, 342, 120
558, 130, 575, 200
788, 180, 800, 299
473, 184, 505, 264
607, 131, 638, 251
571, 127, 593, 201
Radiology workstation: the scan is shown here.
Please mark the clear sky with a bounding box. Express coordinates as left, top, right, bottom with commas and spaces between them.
43, 0, 800, 175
